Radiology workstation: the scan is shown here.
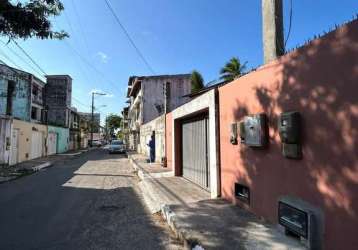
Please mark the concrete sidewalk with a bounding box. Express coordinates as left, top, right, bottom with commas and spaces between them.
128, 153, 173, 179
129, 153, 306, 250
0, 147, 94, 183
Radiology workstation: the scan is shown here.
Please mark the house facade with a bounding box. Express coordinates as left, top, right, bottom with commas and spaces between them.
163, 19, 358, 250
125, 74, 191, 162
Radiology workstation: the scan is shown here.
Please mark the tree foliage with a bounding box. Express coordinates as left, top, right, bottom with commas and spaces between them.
190, 70, 204, 93
106, 114, 122, 137
0, 0, 68, 40
219, 57, 247, 82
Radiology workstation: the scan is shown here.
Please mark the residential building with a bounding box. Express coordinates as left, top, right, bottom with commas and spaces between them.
69, 107, 80, 151
78, 112, 101, 133
0, 64, 46, 123
45, 75, 72, 127
125, 74, 191, 161
164, 18, 358, 250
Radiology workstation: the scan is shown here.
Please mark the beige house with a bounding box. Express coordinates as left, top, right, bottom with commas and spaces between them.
10, 119, 47, 165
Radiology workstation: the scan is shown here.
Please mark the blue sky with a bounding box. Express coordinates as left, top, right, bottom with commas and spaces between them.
0, 0, 357, 124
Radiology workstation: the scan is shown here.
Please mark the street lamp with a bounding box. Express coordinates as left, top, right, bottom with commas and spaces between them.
91, 92, 106, 146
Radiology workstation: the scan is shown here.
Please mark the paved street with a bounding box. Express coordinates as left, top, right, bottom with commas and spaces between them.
0, 149, 181, 250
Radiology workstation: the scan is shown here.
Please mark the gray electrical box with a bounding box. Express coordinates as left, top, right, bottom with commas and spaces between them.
241, 113, 268, 147
278, 111, 302, 159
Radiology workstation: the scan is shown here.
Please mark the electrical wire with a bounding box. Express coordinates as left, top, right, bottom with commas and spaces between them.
0, 40, 44, 77
63, 39, 122, 95
11, 39, 47, 75
104, 0, 156, 74
0, 47, 24, 70
284, 0, 293, 48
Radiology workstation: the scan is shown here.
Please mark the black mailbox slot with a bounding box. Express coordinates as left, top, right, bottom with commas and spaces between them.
235, 183, 250, 203
278, 201, 308, 238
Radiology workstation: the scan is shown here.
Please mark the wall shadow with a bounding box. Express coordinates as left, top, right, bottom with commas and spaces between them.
224, 19, 358, 250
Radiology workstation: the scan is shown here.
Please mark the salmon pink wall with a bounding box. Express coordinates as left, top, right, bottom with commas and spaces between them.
218, 19, 358, 250
165, 112, 173, 170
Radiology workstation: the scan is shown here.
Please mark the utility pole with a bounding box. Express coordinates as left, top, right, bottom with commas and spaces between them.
91, 92, 94, 146
262, 0, 284, 64
90, 92, 106, 146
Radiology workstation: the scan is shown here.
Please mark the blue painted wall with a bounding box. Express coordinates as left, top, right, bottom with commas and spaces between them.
47, 126, 69, 153
0, 72, 31, 121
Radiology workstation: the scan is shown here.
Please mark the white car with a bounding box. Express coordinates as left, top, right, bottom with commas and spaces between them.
108, 140, 125, 154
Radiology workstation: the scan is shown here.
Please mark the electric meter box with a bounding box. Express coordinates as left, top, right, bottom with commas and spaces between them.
241, 113, 268, 147
278, 111, 301, 144
278, 111, 302, 159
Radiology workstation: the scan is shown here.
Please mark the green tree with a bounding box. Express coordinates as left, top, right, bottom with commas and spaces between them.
190, 70, 204, 93
105, 114, 122, 138
0, 0, 68, 40
219, 57, 247, 82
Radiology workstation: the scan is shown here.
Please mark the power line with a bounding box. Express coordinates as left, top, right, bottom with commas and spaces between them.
63, 40, 122, 95
104, 0, 156, 74
0, 40, 45, 77
0, 47, 24, 70
284, 0, 293, 48
11, 39, 47, 75
70, 0, 91, 57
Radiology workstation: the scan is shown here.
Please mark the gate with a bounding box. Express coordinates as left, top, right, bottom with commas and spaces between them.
31, 131, 43, 159
47, 132, 57, 155
181, 116, 210, 190
9, 129, 19, 166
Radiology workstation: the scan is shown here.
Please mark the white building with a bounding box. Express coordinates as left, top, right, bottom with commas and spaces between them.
126, 74, 192, 162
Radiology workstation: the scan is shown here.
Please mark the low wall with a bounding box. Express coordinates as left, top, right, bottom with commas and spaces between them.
218, 19, 358, 250
165, 112, 173, 170
48, 125, 69, 153
0, 117, 12, 165
139, 115, 165, 162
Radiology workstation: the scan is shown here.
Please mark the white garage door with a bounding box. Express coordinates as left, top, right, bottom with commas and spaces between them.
31, 131, 43, 159
47, 132, 57, 155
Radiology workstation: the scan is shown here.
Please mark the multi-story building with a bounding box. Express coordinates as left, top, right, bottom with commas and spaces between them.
0, 64, 48, 165
44, 75, 72, 127
125, 74, 192, 161
0, 64, 46, 123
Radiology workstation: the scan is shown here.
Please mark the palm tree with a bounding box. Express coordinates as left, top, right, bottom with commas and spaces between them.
190, 70, 204, 93
220, 57, 247, 82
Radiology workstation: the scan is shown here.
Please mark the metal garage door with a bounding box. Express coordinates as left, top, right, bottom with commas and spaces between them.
31, 131, 43, 159
182, 116, 210, 190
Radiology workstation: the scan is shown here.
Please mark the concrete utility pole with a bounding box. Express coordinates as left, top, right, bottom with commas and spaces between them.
91, 92, 106, 146
262, 0, 285, 64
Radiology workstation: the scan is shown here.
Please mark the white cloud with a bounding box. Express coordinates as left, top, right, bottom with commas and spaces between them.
96, 51, 109, 63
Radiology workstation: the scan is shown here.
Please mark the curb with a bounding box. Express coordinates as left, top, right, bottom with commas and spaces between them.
161, 205, 203, 250
32, 161, 52, 172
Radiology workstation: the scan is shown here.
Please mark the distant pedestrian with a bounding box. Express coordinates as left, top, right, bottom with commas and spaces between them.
147, 132, 155, 163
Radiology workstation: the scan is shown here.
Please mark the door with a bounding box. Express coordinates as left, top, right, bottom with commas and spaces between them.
9, 129, 19, 166
181, 116, 210, 190
47, 132, 57, 155
31, 131, 43, 159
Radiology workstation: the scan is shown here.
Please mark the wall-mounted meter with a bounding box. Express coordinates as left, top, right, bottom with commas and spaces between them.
278, 111, 302, 159
230, 123, 238, 145
240, 113, 268, 147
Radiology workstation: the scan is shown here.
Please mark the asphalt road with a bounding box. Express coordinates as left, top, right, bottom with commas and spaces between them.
0, 149, 181, 250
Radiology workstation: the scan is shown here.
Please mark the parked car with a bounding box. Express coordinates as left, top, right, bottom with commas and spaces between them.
89, 140, 102, 147
108, 140, 125, 154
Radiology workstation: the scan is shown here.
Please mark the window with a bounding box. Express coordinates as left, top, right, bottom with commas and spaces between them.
31, 106, 38, 120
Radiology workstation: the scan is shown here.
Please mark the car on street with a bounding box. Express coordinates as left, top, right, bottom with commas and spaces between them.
90, 140, 102, 147
108, 140, 126, 154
